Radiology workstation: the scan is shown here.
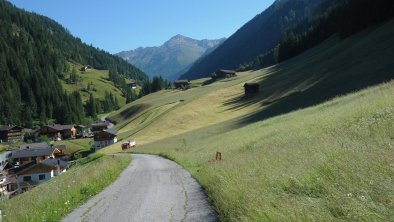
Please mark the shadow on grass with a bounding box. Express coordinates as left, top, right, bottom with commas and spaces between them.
118, 104, 151, 120
234, 67, 394, 127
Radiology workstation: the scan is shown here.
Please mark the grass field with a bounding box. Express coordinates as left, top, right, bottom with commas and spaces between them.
98, 20, 394, 221
60, 64, 126, 106
54, 138, 92, 156
0, 154, 131, 222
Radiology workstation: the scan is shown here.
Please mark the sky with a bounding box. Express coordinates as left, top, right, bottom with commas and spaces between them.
8, 0, 275, 54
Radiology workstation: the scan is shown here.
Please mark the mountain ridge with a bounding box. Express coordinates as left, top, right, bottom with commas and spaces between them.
117, 35, 225, 80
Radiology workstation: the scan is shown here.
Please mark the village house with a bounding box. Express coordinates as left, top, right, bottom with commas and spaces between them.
0, 125, 23, 143
11, 158, 69, 193
93, 129, 118, 151
40, 124, 76, 140
174, 80, 190, 89
90, 121, 110, 133
0, 172, 18, 198
244, 83, 260, 95
80, 65, 90, 72
8, 142, 66, 166
213, 69, 237, 79
127, 82, 138, 89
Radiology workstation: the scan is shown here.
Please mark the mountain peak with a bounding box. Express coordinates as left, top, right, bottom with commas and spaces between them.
117, 36, 226, 80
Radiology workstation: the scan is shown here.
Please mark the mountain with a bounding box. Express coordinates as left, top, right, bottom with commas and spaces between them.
117, 35, 225, 80
0, 0, 147, 127
180, 0, 328, 80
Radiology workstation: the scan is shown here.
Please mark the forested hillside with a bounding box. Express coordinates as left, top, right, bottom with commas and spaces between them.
240, 0, 394, 70
0, 0, 147, 127
180, 0, 326, 80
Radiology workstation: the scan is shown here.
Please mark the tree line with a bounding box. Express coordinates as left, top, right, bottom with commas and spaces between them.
238, 0, 394, 71
0, 0, 147, 127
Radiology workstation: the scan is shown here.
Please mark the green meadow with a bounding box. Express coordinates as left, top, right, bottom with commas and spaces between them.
100, 21, 394, 221
60, 64, 126, 106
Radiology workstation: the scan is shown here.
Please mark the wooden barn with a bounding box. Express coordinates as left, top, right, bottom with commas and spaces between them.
93, 129, 118, 150
90, 121, 110, 133
40, 124, 76, 140
213, 69, 236, 79
0, 125, 23, 143
244, 83, 260, 95
174, 80, 190, 89
127, 82, 138, 89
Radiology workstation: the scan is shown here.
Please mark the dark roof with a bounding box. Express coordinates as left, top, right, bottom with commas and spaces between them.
216, 69, 236, 74
90, 121, 110, 127
244, 83, 260, 87
12, 160, 37, 174
44, 124, 75, 131
175, 80, 190, 84
19, 142, 50, 150
11, 148, 54, 159
42, 158, 69, 168
0, 125, 23, 131
103, 129, 117, 136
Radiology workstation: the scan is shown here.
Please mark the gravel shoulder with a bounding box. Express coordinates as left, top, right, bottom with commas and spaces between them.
62, 154, 218, 222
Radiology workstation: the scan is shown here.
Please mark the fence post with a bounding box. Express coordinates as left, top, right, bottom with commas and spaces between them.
216, 152, 222, 161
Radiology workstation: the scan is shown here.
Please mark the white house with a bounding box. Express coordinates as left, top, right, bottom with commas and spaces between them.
13, 158, 69, 193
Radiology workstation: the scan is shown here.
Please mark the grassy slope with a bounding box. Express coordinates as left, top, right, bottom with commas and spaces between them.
60, 64, 126, 106
99, 20, 394, 221
0, 154, 131, 222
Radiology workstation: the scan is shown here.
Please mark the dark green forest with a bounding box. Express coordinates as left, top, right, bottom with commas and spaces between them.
180, 0, 325, 80
0, 0, 147, 127
239, 0, 394, 71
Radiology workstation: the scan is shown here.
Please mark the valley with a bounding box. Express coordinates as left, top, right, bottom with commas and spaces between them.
0, 0, 393, 221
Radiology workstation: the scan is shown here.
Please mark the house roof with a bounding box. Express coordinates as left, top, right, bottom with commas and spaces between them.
42, 158, 69, 168
44, 124, 75, 131
19, 142, 49, 150
90, 121, 110, 127
10, 148, 55, 159
175, 80, 190, 84
103, 129, 117, 136
0, 125, 23, 131
11, 160, 37, 174
216, 69, 236, 74
244, 83, 260, 87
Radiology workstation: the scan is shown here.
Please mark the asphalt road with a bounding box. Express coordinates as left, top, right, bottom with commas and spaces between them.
62, 154, 218, 222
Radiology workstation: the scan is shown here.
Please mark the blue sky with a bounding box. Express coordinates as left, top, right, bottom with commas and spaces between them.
8, 0, 275, 54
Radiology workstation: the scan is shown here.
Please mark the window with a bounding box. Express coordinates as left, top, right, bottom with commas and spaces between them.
23, 176, 31, 182
39, 174, 46, 180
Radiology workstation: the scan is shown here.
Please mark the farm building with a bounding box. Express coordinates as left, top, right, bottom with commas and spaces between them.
0, 172, 18, 198
127, 82, 138, 89
40, 124, 76, 140
244, 83, 260, 95
93, 129, 118, 150
8, 142, 66, 166
174, 80, 190, 89
90, 121, 110, 133
0, 125, 23, 143
12, 158, 69, 193
213, 69, 236, 79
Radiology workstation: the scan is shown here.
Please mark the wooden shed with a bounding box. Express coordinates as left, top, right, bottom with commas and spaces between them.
244, 83, 260, 95
214, 69, 236, 79
174, 80, 190, 89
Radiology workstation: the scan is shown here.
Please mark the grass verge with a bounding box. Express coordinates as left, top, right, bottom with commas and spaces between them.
0, 153, 131, 222
137, 81, 394, 221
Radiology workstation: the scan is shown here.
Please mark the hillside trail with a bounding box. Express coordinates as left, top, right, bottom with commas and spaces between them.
62, 154, 218, 222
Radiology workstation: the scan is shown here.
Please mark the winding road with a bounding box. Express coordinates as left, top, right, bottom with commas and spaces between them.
62, 154, 218, 222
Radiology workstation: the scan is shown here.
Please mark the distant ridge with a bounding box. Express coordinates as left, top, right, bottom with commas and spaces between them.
117, 35, 225, 80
